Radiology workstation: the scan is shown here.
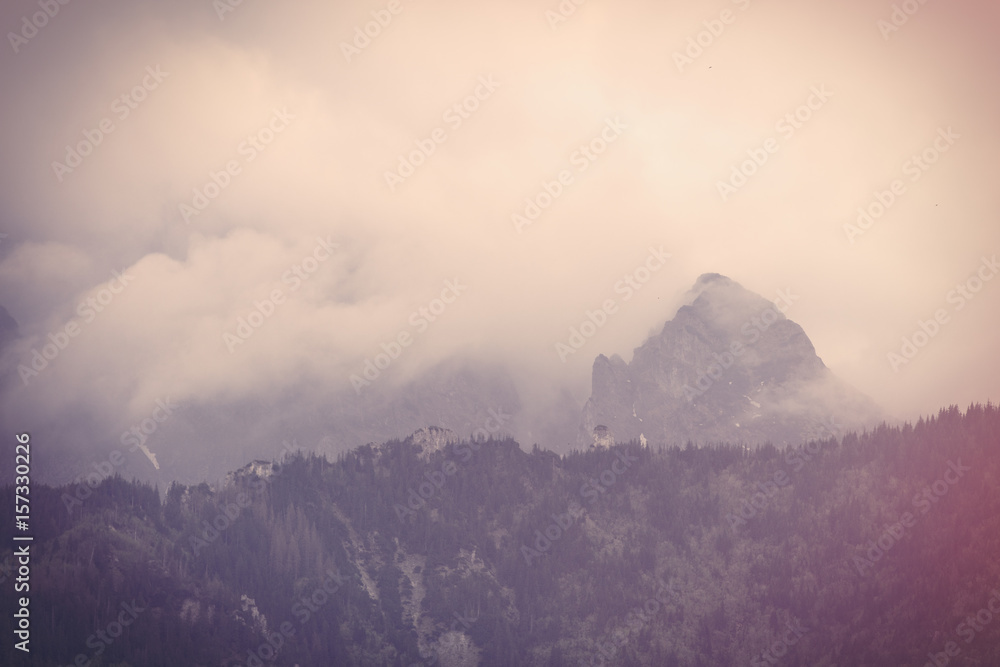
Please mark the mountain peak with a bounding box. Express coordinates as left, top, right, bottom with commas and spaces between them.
692, 272, 734, 287
581, 274, 882, 448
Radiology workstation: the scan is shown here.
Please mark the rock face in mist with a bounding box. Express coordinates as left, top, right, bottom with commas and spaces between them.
161, 357, 524, 485
591, 425, 615, 449
324, 359, 520, 450
581, 273, 883, 448
409, 426, 461, 461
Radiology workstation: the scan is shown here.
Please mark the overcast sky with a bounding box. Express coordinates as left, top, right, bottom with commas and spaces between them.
1, 0, 998, 464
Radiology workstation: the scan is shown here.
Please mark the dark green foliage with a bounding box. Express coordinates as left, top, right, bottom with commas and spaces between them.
1, 403, 999, 665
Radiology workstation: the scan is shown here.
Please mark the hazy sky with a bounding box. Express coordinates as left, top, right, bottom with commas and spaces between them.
1, 0, 998, 470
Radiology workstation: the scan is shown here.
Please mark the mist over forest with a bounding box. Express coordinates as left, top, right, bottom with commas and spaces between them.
1, 0, 998, 665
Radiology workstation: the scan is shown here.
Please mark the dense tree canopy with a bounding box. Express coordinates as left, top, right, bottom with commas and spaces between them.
2, 403, 999, 666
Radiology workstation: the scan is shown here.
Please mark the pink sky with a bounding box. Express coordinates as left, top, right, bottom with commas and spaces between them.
0, 0, 998, 469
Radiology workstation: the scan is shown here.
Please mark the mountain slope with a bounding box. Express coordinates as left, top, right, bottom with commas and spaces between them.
2, 404, 999, 666
581, 273, 883, 447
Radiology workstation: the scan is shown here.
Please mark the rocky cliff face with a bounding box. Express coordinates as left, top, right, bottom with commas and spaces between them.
0, 269, 887, 487
581, 274, 882, 448
410, 426, 461, 461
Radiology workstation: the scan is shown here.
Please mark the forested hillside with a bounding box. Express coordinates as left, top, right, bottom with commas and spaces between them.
3, 403, 999, 666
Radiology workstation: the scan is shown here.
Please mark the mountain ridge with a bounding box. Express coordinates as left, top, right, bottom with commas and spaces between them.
0, 273, 884, 486
581, 273, 883, 448
2, 403, 997, 666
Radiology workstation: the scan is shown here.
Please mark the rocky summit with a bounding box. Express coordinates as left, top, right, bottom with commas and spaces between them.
0, 271, 886, 488
581, 273, 883, 448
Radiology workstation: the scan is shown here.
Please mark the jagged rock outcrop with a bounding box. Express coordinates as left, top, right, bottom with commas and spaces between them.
591, 425, 615, 449
409, 426, 460, 461
581, 273, 883, 448
220, 460, 279, 489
